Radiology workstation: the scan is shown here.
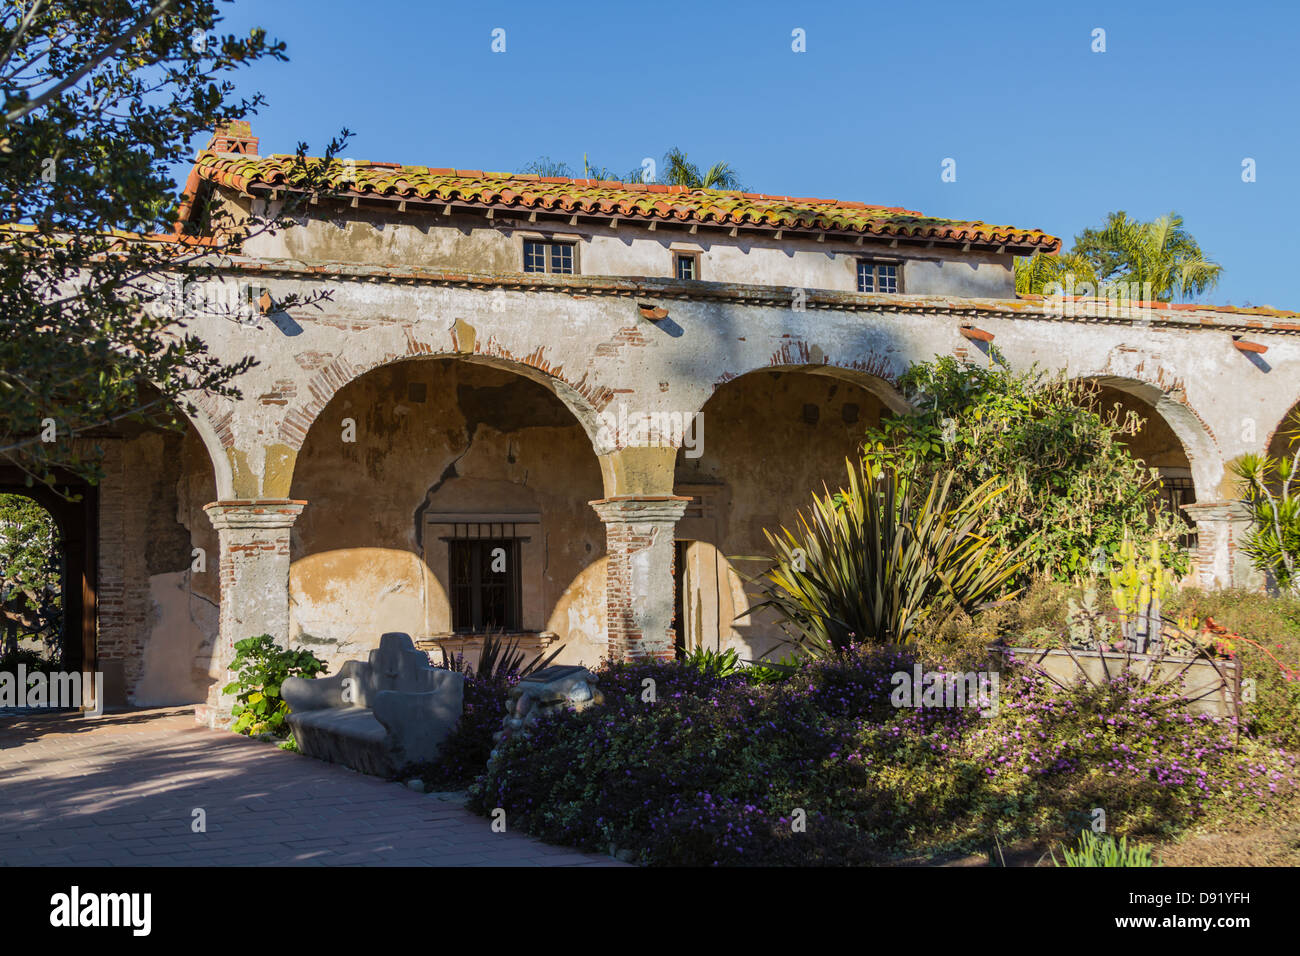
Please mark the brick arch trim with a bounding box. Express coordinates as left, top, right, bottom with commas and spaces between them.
275, 345, 608, 456
1073, 371, 1222, 500
712, 351, 912, 416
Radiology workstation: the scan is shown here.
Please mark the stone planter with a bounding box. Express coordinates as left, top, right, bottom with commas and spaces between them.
490, 664, 604, 763
990, 644, 1243, 719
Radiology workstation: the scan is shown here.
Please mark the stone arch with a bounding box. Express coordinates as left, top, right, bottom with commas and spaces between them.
181, 391, 236, 500
285, 355, 610, 672
712, 359, 912, 417
1072, 373, 1222, 501
673, 365, 899, 661
1263, 396, 1300, 465
279, 347, 609, 458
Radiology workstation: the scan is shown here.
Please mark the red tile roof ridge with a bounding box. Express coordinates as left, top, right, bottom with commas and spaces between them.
190, 151, 1059, 250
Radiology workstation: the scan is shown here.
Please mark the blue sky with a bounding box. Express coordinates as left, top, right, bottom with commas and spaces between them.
213, 0, 1298, 309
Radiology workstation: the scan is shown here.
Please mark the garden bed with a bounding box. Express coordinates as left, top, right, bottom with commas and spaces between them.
466, 646, 1298, 866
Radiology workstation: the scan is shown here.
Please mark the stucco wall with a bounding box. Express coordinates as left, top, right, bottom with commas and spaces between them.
241, 203, 1016, 299
99, 424, 219, 705
286, 359, 608, 674
674, 370, 888, 660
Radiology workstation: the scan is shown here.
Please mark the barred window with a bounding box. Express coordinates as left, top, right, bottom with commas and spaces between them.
857, 260, 900, 293
450, 538, 522, 632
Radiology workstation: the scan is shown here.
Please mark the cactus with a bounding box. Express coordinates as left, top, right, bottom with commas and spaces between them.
1107, 539, 1172, 653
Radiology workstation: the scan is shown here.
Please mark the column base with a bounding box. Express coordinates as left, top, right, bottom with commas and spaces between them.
193, 703, 233, 730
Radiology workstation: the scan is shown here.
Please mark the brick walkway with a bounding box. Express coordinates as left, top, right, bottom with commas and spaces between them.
0, 708, 618, 867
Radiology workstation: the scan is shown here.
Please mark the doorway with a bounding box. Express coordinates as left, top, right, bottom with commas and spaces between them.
0, 468, 97, 693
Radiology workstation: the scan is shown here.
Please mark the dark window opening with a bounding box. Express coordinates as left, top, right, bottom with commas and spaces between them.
450, 538, 522, 632
1157, 475, 1198, 550
672, 540, 688, 659
674, 252, 699, 281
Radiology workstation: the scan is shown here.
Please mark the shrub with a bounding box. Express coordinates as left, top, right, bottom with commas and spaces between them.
413, 670, 512, 789
750, 461, 1027, 656
471, 647, 1298, 865
861, 355, 1190, 581
1232, 409, 1300, 595
681, 645, 742, 678
222, 635, 329, 739
415, 633, 565, 789
1165, 589, 1300, 749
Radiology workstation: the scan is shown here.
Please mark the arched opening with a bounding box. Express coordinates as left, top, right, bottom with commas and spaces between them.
288, 357, 607, 673
1083, 381, 1199, 549
1265, 400, 1300, 472
0, 493, 69, 671
673, 367, 895, 661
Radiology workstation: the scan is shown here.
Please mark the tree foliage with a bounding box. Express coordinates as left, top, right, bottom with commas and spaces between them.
0, 493, 61, 659
860, 355, 1191, 581
1017, 211, 1221, 302
0, 0, 348, 487
519, 146, 744, 190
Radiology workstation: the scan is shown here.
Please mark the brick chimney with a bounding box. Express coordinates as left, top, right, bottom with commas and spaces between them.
206, 120, 259, 156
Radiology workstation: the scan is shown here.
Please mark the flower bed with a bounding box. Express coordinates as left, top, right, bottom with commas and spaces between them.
468, 647, 1298, 866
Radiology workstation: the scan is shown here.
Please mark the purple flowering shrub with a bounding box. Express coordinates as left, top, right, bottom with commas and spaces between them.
468, 647, 1298, 865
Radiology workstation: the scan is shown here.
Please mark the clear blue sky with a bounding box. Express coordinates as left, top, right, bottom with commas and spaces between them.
213, 0, 1298, 309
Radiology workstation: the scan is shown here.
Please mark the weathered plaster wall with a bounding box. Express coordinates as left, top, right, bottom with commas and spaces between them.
286, 359, 607, 674
99, 425, 219, 704
241, 205, 1016, 298
674, 370, 888, 660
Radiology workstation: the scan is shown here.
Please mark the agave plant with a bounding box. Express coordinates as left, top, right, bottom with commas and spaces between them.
1231, 409, 1300, 595
436, 630, 564, 684
748, 461, 1028, 657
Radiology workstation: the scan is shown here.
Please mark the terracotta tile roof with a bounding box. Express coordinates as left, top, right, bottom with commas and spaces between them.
189, 152, 1061, 253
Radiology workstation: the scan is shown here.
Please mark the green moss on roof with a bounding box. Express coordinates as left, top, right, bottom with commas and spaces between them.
192, 152, 1060, 251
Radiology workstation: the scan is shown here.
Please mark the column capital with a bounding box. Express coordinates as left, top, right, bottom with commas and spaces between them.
590, 495, 691, 524
204, 499, 306, 531
1181, 499, 1250, 522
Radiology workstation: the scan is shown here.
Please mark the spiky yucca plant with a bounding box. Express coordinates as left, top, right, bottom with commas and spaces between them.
1232, 409, 1300, 595
749, 461, 1028, 657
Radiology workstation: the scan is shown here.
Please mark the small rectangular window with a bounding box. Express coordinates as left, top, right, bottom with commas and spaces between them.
523, 238, 576, 275
857, 260, 901, 293
450, 538, 522, 632
674, 252, 699, 281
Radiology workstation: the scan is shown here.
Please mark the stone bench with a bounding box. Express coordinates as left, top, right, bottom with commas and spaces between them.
282, 632, 464, 778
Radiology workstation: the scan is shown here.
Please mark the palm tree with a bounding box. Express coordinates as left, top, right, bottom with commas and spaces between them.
661, 147, 744, 191
1017, 211, 1221, 302
1081, 211, 1221, 302
1015, 251, 1098, 295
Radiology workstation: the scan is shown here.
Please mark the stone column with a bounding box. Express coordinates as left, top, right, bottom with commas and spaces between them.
1182, 500, 1261, 590
590, 495, 691, 662
197, 499, 305, 724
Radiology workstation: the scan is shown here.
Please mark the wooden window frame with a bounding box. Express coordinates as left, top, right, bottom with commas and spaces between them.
521, 236, 579, 275
673, 250, 701, 281
857, 258, 903, 294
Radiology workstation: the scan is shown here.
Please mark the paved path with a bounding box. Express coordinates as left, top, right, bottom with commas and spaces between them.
0, 708, 617, 867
